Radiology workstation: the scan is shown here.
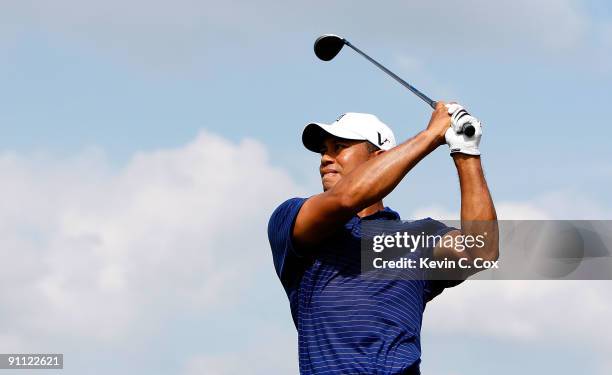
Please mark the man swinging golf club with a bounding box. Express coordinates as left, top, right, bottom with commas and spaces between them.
267, 102, 498, 374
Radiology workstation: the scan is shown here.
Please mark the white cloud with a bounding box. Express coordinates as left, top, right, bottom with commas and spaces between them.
0, 130, 302, 351
425, 280, 612, 348
1, 129, 611, 373
418, 194, 612, 366
182, 328, 297, 375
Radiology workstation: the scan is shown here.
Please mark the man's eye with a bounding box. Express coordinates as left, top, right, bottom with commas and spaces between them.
336, 143, 347, 149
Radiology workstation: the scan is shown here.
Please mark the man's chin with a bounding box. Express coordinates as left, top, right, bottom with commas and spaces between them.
322, 175, 340, 191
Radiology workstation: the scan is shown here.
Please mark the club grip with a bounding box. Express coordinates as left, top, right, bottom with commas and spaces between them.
463, 124, 475, 137
454, 109, 476, 137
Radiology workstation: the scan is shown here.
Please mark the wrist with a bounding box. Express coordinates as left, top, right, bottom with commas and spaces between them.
453, 153, 482, 170
421, 128, 445, 149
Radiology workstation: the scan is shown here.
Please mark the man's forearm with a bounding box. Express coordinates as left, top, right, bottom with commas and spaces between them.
331, 130, 439, 212
454, 154, 499, 261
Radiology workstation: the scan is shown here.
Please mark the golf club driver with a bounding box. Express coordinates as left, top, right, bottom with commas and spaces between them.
314, 34, 475, 137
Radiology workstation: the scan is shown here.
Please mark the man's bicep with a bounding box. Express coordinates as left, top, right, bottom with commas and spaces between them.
432, 229, 463, 260
293, 191, 354, 250
432, 229, 481, 279
423, 229, 466, 297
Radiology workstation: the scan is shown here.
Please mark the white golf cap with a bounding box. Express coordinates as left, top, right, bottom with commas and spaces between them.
302, 112, 396, 153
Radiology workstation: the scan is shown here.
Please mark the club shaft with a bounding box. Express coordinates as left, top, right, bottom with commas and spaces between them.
344, 41, 437, 109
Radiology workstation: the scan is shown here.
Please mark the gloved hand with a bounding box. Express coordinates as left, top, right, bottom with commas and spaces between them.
444, 103, 482, 156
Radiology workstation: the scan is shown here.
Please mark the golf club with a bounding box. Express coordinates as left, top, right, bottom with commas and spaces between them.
314, 34, 475, 137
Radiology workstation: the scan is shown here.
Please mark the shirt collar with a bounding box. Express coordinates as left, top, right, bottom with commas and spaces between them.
360, 206, 400, 221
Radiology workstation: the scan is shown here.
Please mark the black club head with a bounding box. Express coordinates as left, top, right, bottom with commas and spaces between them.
314, 34, 346, 61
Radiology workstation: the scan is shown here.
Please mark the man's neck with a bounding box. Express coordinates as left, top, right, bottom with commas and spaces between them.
357, 201, 385, 218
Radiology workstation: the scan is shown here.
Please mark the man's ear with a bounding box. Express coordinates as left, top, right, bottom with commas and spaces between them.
369, 149, 385, 159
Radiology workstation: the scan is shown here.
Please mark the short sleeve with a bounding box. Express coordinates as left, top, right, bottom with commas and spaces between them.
420, 218, 464, 303
267, 197, 308, 294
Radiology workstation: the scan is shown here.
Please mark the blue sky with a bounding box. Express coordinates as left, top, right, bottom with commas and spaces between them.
0, 1, 611, 374
2, 1, 611, 211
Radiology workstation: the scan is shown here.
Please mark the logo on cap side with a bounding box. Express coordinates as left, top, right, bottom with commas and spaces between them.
335, 113, 346, 122
377, 132, 390, 147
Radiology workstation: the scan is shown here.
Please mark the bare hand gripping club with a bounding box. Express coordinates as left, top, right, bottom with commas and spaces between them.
313, 34, 475, 137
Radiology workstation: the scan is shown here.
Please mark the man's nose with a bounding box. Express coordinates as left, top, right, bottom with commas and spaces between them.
320, 152, 334, 165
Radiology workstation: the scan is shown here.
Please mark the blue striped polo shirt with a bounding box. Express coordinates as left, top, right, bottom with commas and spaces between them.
268, 197, 459, 375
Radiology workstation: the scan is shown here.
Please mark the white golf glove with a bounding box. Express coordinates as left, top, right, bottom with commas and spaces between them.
444, 103, 482, 156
